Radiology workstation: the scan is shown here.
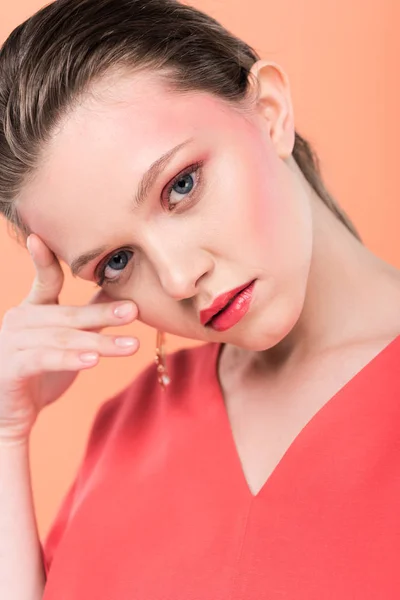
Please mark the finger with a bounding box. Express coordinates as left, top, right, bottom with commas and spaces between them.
22, 234, 64, 306
2, 299, 138, 331
87, 289, 117, 333
9, 327, 140, 356
11, 348, 101, 380
88, 289, 138, 333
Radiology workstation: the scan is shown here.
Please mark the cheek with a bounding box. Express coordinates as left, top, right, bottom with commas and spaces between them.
212, 154, 286, 258
120, 272, 170, 327
246, 154, 296, 241
251, 159, 311, 258
221, 151, 312, 284
136, 297, 183, 332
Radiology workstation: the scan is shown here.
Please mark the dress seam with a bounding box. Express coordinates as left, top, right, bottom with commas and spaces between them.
228, 501, 253, 600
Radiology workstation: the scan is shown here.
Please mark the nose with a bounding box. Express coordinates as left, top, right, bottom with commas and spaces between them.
146, 238, 213, 301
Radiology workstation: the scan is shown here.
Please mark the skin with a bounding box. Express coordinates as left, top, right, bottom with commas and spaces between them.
15, 60, 400, 493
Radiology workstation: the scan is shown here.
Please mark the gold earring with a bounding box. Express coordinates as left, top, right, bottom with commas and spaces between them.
155, 330, 170, 390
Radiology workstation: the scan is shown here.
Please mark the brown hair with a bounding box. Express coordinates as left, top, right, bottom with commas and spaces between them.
0, 0, 361, 242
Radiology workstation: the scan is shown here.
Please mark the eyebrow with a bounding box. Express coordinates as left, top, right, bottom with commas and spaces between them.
70, 137, 194, 277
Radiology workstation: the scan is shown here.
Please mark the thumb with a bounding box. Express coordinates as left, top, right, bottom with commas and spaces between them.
22, 234, 64, 306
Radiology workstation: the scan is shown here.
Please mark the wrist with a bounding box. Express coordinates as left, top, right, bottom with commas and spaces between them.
0, 432, 30, 449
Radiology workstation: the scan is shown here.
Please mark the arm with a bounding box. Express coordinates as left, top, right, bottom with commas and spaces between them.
0, 438, 46, 600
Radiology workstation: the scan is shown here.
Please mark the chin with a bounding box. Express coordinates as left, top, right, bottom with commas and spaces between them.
225, 296, 304, 352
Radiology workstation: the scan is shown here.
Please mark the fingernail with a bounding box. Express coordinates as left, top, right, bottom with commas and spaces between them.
26, 236, 33, 256
80, 352, 99, 363
113, 302, 134, 318
115, 337, 137, 348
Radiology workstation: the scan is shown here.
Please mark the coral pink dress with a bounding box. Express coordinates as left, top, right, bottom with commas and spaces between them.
42, 336, 400, 599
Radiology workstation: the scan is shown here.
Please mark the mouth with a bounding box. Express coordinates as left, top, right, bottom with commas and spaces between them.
200, 279, 256, 332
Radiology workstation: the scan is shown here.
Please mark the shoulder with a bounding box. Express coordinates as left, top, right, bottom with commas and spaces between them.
85, 341, 217, 452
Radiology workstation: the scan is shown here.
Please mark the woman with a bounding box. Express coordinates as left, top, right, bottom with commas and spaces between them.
1, 0, 399, 598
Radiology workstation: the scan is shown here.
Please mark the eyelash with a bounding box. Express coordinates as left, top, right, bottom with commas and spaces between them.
94, 160, 204, 287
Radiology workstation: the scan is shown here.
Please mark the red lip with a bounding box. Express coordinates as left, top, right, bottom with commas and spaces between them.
200, 280, 255, 326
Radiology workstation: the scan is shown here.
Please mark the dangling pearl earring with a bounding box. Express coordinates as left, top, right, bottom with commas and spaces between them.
155, 330, 171, 390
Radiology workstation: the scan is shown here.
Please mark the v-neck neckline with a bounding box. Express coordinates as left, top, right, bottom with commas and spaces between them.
207, 334, 400, 500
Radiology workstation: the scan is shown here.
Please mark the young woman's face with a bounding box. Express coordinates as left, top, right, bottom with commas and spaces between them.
17, 66, 314, 350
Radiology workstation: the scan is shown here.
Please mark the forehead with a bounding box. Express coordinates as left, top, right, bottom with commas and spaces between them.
16, 69, 239, 261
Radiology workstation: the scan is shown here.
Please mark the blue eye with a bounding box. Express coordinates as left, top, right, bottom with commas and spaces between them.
96, 249, 133, 286
165, 161, 203, 210
171, 173, 194, 194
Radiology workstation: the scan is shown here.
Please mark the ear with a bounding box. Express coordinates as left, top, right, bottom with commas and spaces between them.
247, 60, 295, 159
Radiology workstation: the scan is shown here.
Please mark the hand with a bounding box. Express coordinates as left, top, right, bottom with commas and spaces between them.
0, 234, 139, 444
